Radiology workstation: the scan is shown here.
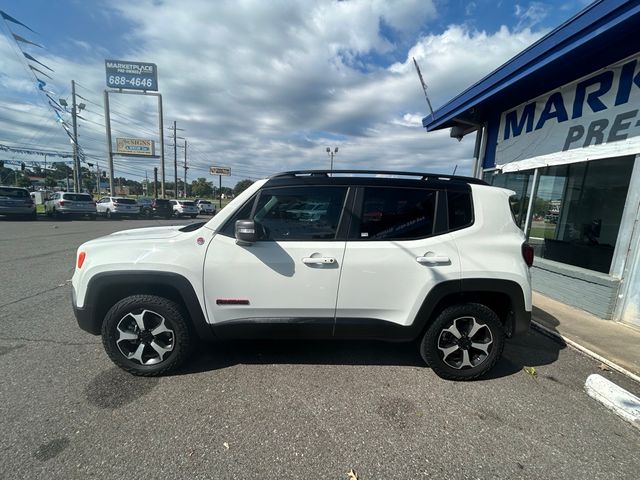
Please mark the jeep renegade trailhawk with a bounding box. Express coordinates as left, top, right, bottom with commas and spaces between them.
72, 170, 533, 380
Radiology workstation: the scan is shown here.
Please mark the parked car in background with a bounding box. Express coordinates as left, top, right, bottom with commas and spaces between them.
96, 197, 140, 219
170, 199, 198, 218
195, 199, 215, 215
45, 192, 97, 219
0, 186, 37, 220
139, 197, 173, 219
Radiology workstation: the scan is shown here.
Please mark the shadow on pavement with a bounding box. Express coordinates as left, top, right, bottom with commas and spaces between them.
177, 320, 566, 381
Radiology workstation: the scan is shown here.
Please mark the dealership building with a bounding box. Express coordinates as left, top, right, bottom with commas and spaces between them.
424, 0, 640, 328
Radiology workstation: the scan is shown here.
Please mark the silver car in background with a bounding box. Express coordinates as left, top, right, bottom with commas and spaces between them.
0, 186, 37, 220
96, 196, 140, 219
45, 192, 97, 219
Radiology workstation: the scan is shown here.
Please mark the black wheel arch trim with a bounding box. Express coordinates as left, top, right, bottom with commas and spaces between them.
74, 270, 214, 340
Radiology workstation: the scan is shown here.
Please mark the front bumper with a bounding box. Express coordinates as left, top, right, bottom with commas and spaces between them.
72, 288, 100, 335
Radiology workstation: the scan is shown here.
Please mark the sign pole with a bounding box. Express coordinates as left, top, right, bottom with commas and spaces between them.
104, 90, 115, 196
219, 175, 222, 209
158, 94, 165, 198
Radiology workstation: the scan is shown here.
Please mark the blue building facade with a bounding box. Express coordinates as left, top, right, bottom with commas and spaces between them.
424, 0, 640, 326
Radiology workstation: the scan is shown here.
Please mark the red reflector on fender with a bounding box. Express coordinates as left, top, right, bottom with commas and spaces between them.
216, 299, 250, 305
77, 251, 86, 269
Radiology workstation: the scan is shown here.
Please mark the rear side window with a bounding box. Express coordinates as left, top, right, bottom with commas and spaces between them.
182, 201, 195, 206
63, 193, 92, 201
447, 190, 473, 230
0, 187, 29, 198
155, 199, 170, 205
358, 187, 436, 240
117, 198, 136, 204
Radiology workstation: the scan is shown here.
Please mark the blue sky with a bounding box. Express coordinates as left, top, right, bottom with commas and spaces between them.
0, 0, 592, 184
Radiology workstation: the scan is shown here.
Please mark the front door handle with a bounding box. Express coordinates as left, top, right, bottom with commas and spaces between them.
416, 254, 450, 265
302, 256, 336, 265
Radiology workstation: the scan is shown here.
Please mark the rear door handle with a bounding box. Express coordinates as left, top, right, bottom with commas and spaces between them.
302, 256, 336, 265
416, 254, 450, 265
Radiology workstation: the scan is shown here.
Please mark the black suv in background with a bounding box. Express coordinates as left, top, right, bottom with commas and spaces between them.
139, 198, 173, 219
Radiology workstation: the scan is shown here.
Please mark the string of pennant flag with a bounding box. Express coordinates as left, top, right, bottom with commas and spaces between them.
0, 9, 85, 161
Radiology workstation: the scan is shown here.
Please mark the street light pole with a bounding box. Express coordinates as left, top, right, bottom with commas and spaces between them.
326, 146, 339, 174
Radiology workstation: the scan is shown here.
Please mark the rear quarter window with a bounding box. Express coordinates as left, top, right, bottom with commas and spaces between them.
447, 190, 473, 230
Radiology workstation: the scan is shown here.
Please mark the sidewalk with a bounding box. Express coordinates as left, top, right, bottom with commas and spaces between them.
532, 292, 640, 380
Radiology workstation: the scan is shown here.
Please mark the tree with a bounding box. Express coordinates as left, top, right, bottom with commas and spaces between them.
45, 176, 57, 188
191, 177, 213, 198
16, 174, 32, 188
234, 179, 254, 196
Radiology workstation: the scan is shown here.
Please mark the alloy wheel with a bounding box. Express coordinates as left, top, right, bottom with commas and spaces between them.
115, 309, 175, 365
437, 316, 493, 370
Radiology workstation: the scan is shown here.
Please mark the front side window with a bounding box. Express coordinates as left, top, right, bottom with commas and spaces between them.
358, 187, 436, 240
252, 186, 347, 241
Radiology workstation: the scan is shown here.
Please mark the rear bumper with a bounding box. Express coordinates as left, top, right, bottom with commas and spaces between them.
512, 308, 532, 338
56, 208, 96, 215
0, 205, 35, 215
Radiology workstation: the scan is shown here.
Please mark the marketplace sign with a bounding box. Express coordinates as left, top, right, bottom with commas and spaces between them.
496, 53, 640, 172
105, 60, 158, 91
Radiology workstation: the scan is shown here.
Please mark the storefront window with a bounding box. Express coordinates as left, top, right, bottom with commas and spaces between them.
528, 156, 635, 273
484, 170, 533, 229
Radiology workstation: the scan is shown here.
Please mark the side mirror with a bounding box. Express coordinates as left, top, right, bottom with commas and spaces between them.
235, 219, 257, 245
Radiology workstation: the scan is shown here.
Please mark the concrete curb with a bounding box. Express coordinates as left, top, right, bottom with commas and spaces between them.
531, 321, 640, 384
585, 374, 640, 430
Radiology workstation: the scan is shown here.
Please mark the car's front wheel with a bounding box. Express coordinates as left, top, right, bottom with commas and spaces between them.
101, 295, 193, 376
420, 303, 504, 381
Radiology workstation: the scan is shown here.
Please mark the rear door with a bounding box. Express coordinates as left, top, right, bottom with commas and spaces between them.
203, 185, 349, 337
335, 185, 461, 335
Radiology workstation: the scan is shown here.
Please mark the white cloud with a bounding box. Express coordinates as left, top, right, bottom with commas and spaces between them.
0, 0, 546, 185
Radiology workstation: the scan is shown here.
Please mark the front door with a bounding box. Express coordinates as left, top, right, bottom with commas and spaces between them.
203, 185, 349, 337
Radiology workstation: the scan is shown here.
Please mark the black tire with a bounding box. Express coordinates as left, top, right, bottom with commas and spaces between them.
89, 214, 97, 221
29, 211, 37, 221
190, 214, 197, 219
101, 295, 193, 376
106, 209, 113, 219
145, 208, 152, 219
420, 303, 504, 381
164, 214, 172, 220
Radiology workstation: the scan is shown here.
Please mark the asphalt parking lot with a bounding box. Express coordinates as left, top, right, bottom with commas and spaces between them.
0, 216, 639, 480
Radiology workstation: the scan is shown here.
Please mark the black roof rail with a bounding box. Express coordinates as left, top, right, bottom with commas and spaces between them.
269, 169, 487, 185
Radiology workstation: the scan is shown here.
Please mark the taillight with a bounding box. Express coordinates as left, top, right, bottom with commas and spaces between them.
59, 200, 66, 206
77, 251, 86, 269
522, 243, 534, 267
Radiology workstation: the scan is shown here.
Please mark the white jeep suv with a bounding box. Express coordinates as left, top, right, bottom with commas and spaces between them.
72, 170, 533, 380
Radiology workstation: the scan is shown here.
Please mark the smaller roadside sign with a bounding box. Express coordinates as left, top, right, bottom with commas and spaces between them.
116, 138, 155, 156
105, 60, 158, 91
210, 166, 231, 176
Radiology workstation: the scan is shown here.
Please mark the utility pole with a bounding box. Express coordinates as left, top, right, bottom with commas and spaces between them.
173, 120, 177, 197
71, 80, 79, 192
145, 171, 148, 196
167, 121, 184, 198
153, 167, 158, 199
95, 161, 100, 195
183, 139, 188, 198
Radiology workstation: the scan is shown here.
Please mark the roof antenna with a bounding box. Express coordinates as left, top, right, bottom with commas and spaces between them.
452, 165, 458, 175
413, 57, 434, 117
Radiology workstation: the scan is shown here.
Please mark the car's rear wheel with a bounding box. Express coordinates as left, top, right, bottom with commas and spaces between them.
101, 295, 193, 376
420, 303, 504, 381
106, 209, 113, 219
